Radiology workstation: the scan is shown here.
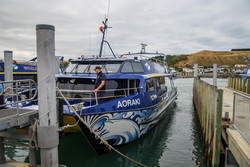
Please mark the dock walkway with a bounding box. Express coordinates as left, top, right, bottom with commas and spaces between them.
0, 108, 38, 131
220, 87, 250, 166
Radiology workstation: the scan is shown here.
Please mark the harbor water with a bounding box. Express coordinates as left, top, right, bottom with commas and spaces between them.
4, 78, 227, 167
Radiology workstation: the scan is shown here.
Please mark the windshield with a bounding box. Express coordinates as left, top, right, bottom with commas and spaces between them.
65, 61, 122, 74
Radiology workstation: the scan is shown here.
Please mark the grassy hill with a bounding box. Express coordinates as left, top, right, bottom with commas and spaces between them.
174, 50, 250, 68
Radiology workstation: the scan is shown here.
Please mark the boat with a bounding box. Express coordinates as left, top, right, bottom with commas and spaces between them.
240, 55, 250, 79
56, 18, 178, 153
0, 61, 37, 82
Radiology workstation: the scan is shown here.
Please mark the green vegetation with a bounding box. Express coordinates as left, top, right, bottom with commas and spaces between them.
150, 54, 189, 71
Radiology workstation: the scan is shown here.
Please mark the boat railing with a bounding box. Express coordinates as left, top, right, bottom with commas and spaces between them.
0, 79, 38, 114
56, 87, 143, 105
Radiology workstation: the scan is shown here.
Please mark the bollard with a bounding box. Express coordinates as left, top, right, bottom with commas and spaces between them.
4, 51, 13, 96
213, 63, 217, 87
36, 24, 59, 167
194, 63, 198, 77
4, 51, 13, 82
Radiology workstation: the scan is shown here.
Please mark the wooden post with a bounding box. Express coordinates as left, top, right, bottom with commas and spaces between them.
213, 63, 217, 86
212, 89, 223, 167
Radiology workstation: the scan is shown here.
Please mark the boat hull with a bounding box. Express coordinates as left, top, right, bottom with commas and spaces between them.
67, 93, 177, 154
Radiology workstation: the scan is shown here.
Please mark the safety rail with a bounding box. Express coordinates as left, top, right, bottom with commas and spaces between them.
56, 87, 143, 105
0, 79, 38, 109
233, 91, 250, 143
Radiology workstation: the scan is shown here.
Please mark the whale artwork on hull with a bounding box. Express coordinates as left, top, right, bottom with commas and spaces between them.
56, 18, 178, 153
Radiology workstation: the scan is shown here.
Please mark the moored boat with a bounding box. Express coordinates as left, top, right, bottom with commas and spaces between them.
56, 18, 178, 153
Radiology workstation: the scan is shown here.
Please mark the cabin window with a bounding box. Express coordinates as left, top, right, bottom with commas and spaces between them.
121, 62, 133, 73
103, 63, 122, 73
156, 77, 165, 92
0, 66, 3, 72
146, 79, 154, 92
165, 77, 171, 91
131, 62, 144, 73
65, 62, 77, 73
121, 62, 144, 73
76, 64, 88, 73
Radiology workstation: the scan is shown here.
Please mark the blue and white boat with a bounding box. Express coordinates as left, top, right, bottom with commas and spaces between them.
57, 18, 177, 153
0, 61, 37, 81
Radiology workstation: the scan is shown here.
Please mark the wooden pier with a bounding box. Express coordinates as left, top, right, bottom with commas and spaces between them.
193, 76, 250, 167
0, 108, 38, 131
193, 77, 223, 167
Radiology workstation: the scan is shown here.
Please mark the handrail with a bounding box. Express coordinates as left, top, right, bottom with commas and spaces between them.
0, 79, 38, 108
234, 91, 250, 99
58, 87, 143, 93
56, 87, 143, 106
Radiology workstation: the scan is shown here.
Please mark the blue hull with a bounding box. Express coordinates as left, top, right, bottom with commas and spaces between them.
75, 92, 177, 153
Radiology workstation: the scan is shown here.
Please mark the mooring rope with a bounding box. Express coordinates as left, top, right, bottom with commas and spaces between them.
29, 119, 39, 150
56, 87, 147, 167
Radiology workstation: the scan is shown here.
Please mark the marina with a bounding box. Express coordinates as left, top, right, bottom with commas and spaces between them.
0, 5, 249, 167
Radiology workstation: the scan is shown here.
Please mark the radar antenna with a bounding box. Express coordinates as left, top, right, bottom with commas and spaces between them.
140, 43, 147, 53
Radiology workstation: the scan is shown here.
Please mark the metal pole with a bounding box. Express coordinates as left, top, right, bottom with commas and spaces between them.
213, 63, 217, 87
29, 126, 36, 167
4, 51, 13, 96
194, 63, 198, 77
36, 24, 59, 167
0, 137, 5, 164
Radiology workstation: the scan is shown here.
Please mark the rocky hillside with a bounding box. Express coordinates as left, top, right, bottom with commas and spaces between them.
174, 50, 250, 68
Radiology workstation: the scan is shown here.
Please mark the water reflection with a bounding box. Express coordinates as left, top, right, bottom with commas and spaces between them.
57, 103, 177, 167
5, 78, 228, 167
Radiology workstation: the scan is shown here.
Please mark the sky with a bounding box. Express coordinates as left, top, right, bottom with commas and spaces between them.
0, 0, 250, 61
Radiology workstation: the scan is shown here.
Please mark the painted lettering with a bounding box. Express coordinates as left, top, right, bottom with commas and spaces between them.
117, 98, 141, 108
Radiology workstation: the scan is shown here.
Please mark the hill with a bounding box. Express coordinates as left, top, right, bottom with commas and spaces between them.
173, 50, 250, 68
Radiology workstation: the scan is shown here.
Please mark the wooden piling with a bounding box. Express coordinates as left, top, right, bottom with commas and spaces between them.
228, 77, 250, 94
193, 77, 223, 167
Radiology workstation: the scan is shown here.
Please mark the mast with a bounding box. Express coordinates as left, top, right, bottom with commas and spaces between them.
98, 17, 116, 58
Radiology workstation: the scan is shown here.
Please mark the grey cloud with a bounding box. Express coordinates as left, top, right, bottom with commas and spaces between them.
0, 0, 249, 60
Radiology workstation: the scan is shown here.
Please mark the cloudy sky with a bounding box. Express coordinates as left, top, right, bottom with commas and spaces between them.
0, 0, 249, 61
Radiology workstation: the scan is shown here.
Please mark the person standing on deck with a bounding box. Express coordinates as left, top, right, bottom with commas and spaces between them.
93, 66, 106, 103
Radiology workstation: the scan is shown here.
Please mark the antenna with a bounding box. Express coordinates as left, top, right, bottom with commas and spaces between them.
98, 17, 116, 58
140, 43, 147, 53
107, 0, 111, 19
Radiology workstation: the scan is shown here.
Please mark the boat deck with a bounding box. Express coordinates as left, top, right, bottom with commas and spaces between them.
0, 108, 38, 131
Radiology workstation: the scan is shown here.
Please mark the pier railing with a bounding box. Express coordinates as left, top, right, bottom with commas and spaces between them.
0, 79, 37, 106
233, 91, 250, 143
228, 77, 250, 94
193, 77, 223, 167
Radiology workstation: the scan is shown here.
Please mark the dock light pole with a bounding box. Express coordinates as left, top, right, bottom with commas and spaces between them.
213, 63, 217, 86
36, 24, 59, 167
194, 63, 198, 77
